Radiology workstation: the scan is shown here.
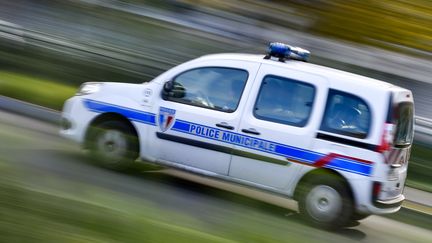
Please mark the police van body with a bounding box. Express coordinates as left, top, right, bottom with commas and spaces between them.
60, 43, 414, 229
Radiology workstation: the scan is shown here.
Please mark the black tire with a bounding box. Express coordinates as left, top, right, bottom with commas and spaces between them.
87, 120, 139, 171
350, 212, 370, 221
298, 174, 353, 230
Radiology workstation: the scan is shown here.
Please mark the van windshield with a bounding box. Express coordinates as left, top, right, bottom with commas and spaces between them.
394, 102, 414, 147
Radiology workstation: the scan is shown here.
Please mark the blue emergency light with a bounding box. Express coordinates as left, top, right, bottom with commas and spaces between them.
264, 42, 310, 62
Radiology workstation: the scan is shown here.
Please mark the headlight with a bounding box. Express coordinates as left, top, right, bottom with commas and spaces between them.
76, 82, 102, 96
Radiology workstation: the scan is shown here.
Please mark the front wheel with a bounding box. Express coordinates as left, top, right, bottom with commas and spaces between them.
298, 174, 353, 230
87, 120, 139, 171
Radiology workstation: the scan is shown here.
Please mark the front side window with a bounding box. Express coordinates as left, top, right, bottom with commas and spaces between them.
320, 90, 371, 139
254, 75, 315, 127
166, 67, 248, 112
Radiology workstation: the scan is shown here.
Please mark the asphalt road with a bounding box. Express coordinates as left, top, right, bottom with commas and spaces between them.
1, 110, 431, 242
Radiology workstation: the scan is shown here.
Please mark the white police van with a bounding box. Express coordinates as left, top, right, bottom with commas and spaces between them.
60, 43, 414, 229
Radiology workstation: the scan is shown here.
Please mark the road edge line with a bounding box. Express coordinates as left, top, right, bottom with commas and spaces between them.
0, 95, 60, 124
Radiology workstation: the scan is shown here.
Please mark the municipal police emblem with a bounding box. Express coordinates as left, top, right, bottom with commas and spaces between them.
158, 107, 176, 132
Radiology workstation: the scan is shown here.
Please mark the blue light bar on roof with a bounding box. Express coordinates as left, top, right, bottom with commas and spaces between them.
264, 42, 310, 62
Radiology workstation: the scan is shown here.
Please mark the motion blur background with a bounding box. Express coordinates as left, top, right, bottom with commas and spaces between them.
1, 0, 432, 111
0, 0, 431, 242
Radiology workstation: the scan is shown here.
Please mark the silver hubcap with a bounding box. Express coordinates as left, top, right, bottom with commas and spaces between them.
96, 129, 127, 163
306, 185, 342, 222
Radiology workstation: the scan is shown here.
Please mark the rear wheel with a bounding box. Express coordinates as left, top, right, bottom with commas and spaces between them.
87, 120, 139, 171
298, 174, 353, 230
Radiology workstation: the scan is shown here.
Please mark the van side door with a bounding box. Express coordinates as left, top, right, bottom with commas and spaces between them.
228, 63, 328, 190
151, 59, 260, 175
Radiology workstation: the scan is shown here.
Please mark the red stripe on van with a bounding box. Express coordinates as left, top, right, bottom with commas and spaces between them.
313, 153, 338, 167
313, 153, 374, 167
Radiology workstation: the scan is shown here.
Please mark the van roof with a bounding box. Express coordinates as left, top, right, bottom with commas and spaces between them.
195, 53, 401, 91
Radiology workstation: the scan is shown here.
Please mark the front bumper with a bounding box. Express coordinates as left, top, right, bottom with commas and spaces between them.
60, 96, 98, 144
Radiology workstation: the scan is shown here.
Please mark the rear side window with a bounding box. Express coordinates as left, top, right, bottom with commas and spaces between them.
320, 90, 371, 139
394, 102, 414, 147
254, 75, 315, 127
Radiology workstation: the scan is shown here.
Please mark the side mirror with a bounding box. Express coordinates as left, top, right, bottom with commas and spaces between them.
162, 80, 185, 99
163, 80, 174, 93
162, 80, 174, 99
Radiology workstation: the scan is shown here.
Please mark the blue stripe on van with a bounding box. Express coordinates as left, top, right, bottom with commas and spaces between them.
171, 119, 372, 176
83, 99, 373, 176
83, 99, 156, 126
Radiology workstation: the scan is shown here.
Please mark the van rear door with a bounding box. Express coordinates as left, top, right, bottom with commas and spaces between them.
382, 90, 414, 166
375, 89, 414, 203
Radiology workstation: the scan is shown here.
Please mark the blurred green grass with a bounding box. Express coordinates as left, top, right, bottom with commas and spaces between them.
407, 144, 432, 192
0, 162, 233, 243
0, 71, 77, 110
0, 160, 312, 243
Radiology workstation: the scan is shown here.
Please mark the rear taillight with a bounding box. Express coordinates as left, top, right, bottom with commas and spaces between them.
377, 123, 394, 153
372, 181, 382, 200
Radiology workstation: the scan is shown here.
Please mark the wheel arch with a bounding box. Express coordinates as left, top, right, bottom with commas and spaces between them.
84, 112, 140, 150
293, 168, 355, 203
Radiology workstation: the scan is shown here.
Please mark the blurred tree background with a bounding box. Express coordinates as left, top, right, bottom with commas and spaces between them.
1, 0, 430, 89
179, 0, 432, 53
295, 0, 431, 53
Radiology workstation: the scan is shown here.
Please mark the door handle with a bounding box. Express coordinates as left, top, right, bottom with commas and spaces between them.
241, 128, 260, 135
216, 122, 234, 130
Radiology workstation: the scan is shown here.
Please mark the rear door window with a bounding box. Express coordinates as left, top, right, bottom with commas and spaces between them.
320, 90, 371, 139
393, 102, 414, 147
253, 75, 315, 127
